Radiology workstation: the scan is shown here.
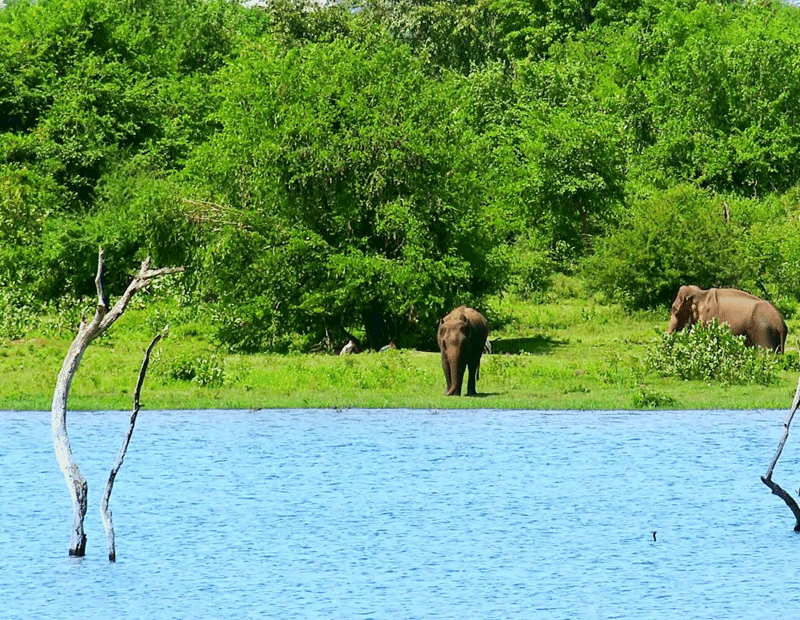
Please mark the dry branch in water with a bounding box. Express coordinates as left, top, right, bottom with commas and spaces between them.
101, 327, 168, 562
51, 249, 184, 557
762, 342, 800, 531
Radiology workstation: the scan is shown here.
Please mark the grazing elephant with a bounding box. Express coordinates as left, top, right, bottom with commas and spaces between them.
437, 306, 489, 396
667, 285, 787, 353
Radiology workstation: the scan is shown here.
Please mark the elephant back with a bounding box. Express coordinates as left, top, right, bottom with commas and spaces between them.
438, 306, 488, 346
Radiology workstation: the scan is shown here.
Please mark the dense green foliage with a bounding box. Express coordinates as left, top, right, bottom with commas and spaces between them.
183, 32, 508, 350
586, 185, 800, 312
2, 0, 800, 352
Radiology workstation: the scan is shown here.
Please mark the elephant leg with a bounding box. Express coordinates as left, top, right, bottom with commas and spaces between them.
764, 327, 782, 353
443, 351, 465, 396
447, 355, 467, 396
466, 359, 478, 396
748, 328, 783, 353
747, 321, 774, 352
757, 317, 784, 353
441, 354, 453, 394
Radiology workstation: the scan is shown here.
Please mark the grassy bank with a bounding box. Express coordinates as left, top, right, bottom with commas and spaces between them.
1, 283, 797, 411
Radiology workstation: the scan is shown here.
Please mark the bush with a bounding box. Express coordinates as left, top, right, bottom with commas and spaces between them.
507, 232, 554, 299
155, 352, 226, 387
0, 288, 38, 340
631, 385, 679, 409
584, 185, 749, 310
584, 184, 800, 313
644, 318, 779, 385
737, 187, 800, 315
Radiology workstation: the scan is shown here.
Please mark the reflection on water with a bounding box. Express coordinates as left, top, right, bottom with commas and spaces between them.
1, 408, 799, 619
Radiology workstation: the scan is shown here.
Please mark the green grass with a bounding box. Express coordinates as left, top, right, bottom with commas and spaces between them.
1, 280, 798, 411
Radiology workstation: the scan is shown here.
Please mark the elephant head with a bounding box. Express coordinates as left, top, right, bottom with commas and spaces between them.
667, 285, 703, 333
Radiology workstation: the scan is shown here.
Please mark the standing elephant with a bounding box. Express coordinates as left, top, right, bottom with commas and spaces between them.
437, 306, 489, 396
668, 285, 787, 353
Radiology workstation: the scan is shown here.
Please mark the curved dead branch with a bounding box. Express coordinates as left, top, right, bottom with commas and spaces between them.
762, 341, 800, 531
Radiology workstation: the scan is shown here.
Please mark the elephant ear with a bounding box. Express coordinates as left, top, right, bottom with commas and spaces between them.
674, 290, 695, 321
684, 294, 701, 325
672, 289, 688, 314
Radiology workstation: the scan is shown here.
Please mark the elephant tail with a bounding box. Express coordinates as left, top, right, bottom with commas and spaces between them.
772, 313, 788, 354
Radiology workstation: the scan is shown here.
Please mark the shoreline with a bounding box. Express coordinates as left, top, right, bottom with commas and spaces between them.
2, 293, 796, 413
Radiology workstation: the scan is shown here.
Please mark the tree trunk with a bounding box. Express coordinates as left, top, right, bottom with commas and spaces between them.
52, 248, 183, 556
100, 328, 167, 562
362, 301, 398, 351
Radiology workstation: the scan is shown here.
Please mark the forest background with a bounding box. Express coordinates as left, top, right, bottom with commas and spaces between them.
2, 0, 800, 410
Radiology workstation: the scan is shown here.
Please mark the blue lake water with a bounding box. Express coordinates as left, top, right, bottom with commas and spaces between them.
1, 408, 800, 619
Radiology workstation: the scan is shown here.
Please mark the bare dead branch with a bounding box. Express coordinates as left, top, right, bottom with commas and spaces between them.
764, 373, 800, 482
101, 327, 168, 562
52, 248, 183, 556
761, 476, 800, 531
761, 340, 800, 531
51, 250, 109, 556
98, 258, 185, 333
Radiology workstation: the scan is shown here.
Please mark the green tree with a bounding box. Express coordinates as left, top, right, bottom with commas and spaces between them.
625, 2, 800, 195
355, 0, 505, 74
0, 0, 244, 302
584, 185, 755, 310
261, 0, 356, 46
488, 0, 595, 59
184, 33, 507, 351
470, 40, 628, 265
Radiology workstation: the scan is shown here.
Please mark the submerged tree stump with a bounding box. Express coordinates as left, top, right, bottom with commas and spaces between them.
51, 249, 183, 556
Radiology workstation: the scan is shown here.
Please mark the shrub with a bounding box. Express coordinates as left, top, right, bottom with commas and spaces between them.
644, 318, 779, 385
0, 288, 37, 340
156, 352, 226, 387
631, 385, 679, 409
506, 233, 554, 299
583, 185, 746, 310
584, 184, 800, 313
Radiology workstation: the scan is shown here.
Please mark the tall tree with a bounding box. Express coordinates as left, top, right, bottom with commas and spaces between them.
183, 33, 507, 351
0, 0, 245, 313
625, 2, 800, 195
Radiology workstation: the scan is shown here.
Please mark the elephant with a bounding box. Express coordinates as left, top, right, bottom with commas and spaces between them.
437, 306, 489, 396
667, 285, 787, 353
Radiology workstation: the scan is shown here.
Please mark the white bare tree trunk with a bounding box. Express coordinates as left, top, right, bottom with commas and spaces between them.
51, 249, 183, 556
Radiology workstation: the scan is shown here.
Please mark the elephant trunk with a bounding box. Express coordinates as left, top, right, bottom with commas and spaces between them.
446, 353, 464, 396
667, 314, 681, 333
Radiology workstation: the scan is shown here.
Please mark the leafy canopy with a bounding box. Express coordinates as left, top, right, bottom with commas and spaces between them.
183, 32, 508, 350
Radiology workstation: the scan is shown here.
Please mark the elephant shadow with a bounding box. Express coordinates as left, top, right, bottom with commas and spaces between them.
491, 335, 566, 355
